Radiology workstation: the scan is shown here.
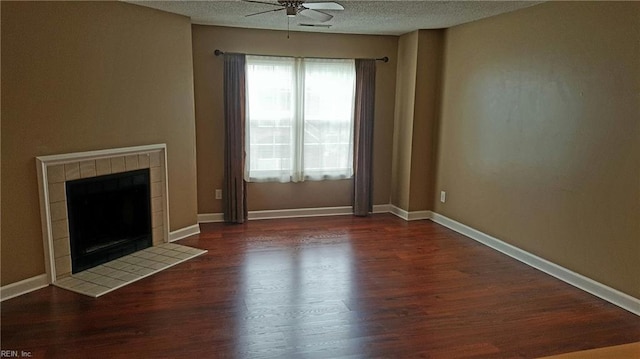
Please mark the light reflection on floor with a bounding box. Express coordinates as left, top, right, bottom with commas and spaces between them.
235, 237, 361, 356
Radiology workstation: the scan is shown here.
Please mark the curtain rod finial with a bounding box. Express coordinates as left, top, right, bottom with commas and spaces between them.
214, 49, 224, 56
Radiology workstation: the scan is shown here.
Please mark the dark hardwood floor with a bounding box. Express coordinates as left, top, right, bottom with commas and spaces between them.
2, 214, 639, 358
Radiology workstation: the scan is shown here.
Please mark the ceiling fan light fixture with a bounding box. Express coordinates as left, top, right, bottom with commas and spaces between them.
286, 6, 297, 16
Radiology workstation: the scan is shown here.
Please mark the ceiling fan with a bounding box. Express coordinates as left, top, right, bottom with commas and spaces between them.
243, 0, 344, 23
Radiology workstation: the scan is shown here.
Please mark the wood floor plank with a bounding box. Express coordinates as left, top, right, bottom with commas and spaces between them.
2, 214, 639, 358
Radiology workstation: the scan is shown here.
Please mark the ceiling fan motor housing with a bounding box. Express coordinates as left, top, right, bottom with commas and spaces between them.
279, 0, 304, 16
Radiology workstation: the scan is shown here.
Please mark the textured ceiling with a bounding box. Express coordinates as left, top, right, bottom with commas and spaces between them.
129, 1, 542, 36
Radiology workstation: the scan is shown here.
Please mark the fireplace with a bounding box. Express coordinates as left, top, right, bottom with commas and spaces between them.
36, 144, 169, 283
66, 168, 152, 273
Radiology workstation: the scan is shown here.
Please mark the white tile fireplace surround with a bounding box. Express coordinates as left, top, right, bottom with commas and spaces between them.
36, 144, 171, 285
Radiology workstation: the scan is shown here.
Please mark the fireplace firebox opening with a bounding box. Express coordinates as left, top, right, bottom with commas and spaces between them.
66, 168, 152, 273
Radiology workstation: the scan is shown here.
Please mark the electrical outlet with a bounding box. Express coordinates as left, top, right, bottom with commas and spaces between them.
215, 189, 222, 200
440, 191, 446, 203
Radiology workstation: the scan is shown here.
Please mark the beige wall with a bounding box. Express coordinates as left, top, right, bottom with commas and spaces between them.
1, 2, 198, 285
435, 2, 640, 297
391, 32, 418, 211
192, 25, 397, 213
391, 30, 443, 212
410, 30, 443, 212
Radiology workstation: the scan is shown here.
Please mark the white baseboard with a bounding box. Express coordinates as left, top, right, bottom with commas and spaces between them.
429, 212, 640, 316
389, 205, 407, 219
169, 224, 201, 242
200, 204, 393, 223
372, 204, 392, 213
1, 274, 49, 302
249, 206, 353, 220
389, 205, 432, 221
198, 204, 426, 223
197, 213, 224, 223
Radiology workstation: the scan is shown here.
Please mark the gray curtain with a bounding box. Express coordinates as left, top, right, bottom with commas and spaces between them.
353, 59, 376, 216
223, 54, 248, 223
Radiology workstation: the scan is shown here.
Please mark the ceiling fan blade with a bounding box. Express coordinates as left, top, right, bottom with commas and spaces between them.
245, 7, 286, 17
303, 2, 344, 11
298, 8, 333, 22
242, 0, 283, 7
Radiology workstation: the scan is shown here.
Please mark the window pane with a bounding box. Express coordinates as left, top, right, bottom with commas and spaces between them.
246, 56, 296, 181
303, 59, 355, 179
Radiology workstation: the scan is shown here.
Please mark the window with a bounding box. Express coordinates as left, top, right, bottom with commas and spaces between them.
245, 55, 356, 182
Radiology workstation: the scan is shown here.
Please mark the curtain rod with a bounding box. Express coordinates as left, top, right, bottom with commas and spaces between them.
214, 49, 389, 63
